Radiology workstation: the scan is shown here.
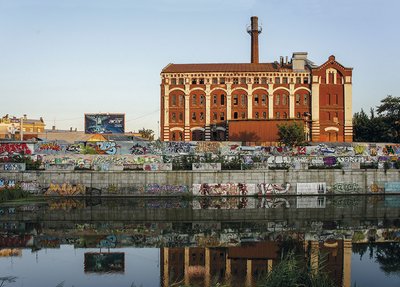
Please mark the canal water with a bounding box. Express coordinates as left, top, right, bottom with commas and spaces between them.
1, 195, 400, 287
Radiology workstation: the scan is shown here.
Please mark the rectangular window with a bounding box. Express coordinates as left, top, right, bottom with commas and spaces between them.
241, 95, 246, 105
192, 95, 197, 105
255, 112, 259, 119
254, 77, 260, 84
262, 95, 267, 105
254, 95, 259, 105
303, 77, 309, 84
213, 112, 217, 121
200, 112, 204, 121
275, 77, 280, 84
191, 78, 197, 84
261, 77, 267, 84
171, 78, 176, 85
220, 77, 225, 84
171, 95, 176, 106
179, 95, 184, 106
303, 95, 308, 105
199, 78, 204, 84
233, 78, 239, 84
220, 112, 225, 121
221, 95, 225, 105
179, 78, 184, 85
179, 112, 183, 122
296, 77, 301, 84
275, 94, 280, 105
213, 95, 217, 104
200, 95, 204, 105
276, 112, 280, 119
192, 112, 196, 121
171, 112, 176, 122
212, 78, 218, 84
296, 94, 300, 105
233, 95, 238, 105
240, 77, 246, 84
241, 112, 246, 119
262, 112, 267, 119
282, 77, 288, 84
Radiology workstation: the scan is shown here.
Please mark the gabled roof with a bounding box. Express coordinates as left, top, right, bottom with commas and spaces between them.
161, 62, 296, 73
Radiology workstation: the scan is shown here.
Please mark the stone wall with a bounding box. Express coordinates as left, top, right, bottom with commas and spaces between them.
1, 170, 399, 195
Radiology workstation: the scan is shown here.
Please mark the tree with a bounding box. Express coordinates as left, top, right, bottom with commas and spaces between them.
376, 95, 400, 142
138, 128, 154, 141
353, 95, 400, 143
277, 122, 305, 146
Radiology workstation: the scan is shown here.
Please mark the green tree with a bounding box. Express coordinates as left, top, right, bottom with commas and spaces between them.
277, 122, 305, 146
138, 128, 155, 141
376, 95, 400, 142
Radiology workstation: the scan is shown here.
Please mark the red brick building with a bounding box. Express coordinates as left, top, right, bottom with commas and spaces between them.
160, 16, 353, 143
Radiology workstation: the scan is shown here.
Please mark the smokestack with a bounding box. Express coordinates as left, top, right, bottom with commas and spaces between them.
247, 16, 262, 64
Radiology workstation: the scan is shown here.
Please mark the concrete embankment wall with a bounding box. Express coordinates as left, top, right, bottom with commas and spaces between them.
1, 170, 399, 193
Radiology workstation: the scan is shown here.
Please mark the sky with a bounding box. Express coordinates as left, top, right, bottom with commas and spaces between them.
1, 0, 399, 137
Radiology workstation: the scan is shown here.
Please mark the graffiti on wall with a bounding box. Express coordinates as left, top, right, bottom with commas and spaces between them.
0, 179, 16, 189
0, 143, 33, 156
44, 183, 86, 196
144, 184, 189, 195
332, 183, 361, 194
192, 183, 256, 196
297, 183, 327, 195
1, 163, 26, 171
256, 183, 291, 195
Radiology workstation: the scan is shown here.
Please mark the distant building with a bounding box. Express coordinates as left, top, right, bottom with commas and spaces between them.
0, 114, 45, 140
160, 16, 353, 143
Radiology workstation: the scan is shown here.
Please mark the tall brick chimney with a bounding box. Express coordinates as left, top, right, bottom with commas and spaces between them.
247, 16, 262, 64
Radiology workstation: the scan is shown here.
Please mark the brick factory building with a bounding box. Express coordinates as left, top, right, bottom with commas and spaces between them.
160, 16, 353, 143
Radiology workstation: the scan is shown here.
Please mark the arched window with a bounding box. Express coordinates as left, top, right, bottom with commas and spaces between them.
233, 112, 238, 119
262, 94, 267, 105
220, 94, 225, 105
276, 112, 280, 119
192, 95, 197, 105
275, 94, 280, 105
282, 95, 287, 105
283, 112, 287, 119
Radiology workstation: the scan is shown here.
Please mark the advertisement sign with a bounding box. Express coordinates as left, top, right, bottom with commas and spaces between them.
84, 113, 125, 134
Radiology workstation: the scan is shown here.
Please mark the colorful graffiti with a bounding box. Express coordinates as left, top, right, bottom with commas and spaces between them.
1, 163, 26, 171
256, 183, 291, 195
0, 143, 33, 156
44, 183, 86, 196
144, 184, 188, 195
192, 183, 256, 196
37, 142, 62, 152
0, 179, 16, 189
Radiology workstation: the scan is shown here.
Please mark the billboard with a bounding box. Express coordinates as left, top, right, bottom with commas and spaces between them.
84, 113, 125, 134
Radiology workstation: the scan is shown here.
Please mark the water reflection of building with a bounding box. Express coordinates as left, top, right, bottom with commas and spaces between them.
161, 240, 352, 287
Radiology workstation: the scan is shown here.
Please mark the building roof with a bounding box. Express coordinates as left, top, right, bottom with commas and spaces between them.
161, 62, 297, 73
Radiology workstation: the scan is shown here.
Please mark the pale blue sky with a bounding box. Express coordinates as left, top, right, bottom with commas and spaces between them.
1, 0, 399, 135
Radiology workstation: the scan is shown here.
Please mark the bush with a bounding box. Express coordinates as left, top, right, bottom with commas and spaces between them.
0, 188, 31, 202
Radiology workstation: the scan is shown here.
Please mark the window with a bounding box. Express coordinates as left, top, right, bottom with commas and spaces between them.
200, 95, 204, 105
262, 111, 267, 119
282, 95, 287, 105
233, 78, 239, 84
171, 95, 176, 106
334, 94, 338, 105
275, 77, 280, 84
192, 112, 196, 121
233, 112, 238, 119
283, 77, 288, 84
261, 77, 267, 84
241, 95, 246, 106
221, 94, 225, 105
179, 95, 184, 106
296, 94, 300, 105
213, 95, 217, 105
254, 95, 259, 105
212, 78, 218, 84
262, 94, 267, 105
255, 112, 259, 119
179, 112, 183, 122
296, 77, 301, 84
199, 78, 204, 84
303, 77, 309, 84
220, 77, 225, 84
171, 78, 176, 85
172, 133, 176, 141
191, 78, 197, 84
254, 77, 260, 84
240, 77, 246, 84
38, 128, 42, 132
241, 112, 246, 119
276, 112, 280, 119
179, 78, 184, 85
275, 94, 280, 105
192, 95, 197, 105
213, 112, 217, 121
283, 112, 287, 119
233, 95, 238, 105
328, 94, 331, 105
303, 94, 308, 105
171, 112, 176, 122
220, 112, 225, 121
297, 112, 301, 118
200, 112, 204, 121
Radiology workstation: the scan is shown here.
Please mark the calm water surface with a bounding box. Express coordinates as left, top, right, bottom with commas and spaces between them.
1, 196, 400, 287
